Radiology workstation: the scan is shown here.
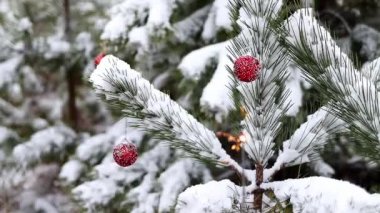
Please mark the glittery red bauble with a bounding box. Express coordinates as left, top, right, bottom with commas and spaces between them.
94, 52, 105, 66
113, 142, 138, 167
234, 56, 261, 82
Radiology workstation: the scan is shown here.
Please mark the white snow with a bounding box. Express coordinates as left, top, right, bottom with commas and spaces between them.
262, 176, 380, 213
35, 95, 64, 121
158, 159, 212, 212
310, 157, 335, 176
246, 0, 283, 17
75, 2, 96, 13
202, 0, 233, 40
90, 55, 133, 92
101, 0, 150, 41
127, 173, 158, 213
7, 83, 22, 102
59, 160, 84, 183
34, 198, 59, 213
0, 98, 24, 123
200, 43, 234, 121
173, 5, 210, 43
76, 133, 113, 164
102, 0, 179, 42
128, 26, 150, 51
176, 180, 243, 212
264, 149, 302, 180
284, 107, 345, 162
44, 35, 71, 59
101, 15, 128, 41
324, 64, 380, 136
12, 126, 76, 166
152, 71, 170, 89
17, 17, 32, 32
0, 126, 18, 144
21, 66, 43, 93
32, 118, 49, 130
178, 42, 226, 80
285, 65, 308, 116
284, 8, 354, 71
75, 32, 94, 58
362, 57, 380, 86
146, 0, 173, 34
0, 166, 25, 195
0, 56, 22, 88
72, 179, 122, 209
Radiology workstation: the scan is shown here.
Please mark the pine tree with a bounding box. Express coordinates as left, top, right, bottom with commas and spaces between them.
2, 0, 380, 212
66, 0, 238, 211
89, 0, 380, 212
0, 0, 112, 211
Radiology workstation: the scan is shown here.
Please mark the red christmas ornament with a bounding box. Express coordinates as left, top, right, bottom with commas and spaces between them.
94, 52, 105, 66
113, 142, 138, 167
234, 56, 261, 82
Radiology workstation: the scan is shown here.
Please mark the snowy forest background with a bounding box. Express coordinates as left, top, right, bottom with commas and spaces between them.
1, 0, 380, 212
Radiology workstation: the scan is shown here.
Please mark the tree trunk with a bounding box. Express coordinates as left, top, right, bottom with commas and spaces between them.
253, 163, 264, 211
66, 69, 78, 129
63, 0, 78, 129
63, 0, 70, 37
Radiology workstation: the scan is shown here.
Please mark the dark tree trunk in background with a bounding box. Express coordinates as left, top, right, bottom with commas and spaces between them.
63, 0, 78, 130
63, 0, 70, 37
253, 164, 264, 211
66, 69, 78, 130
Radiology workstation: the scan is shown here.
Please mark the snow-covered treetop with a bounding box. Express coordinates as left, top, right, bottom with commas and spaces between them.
227, 0, 287, 165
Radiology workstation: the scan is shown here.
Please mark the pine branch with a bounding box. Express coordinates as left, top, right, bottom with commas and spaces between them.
361, 57, 380, 85
12, 126, 76, 166
279, 8, 380, 160
283, 106, 345, 164
227, 0, 289, 165
89, 55, 254, 180
227, 1, 288, 210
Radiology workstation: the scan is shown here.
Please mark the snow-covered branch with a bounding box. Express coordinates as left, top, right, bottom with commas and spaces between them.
173, 5, 210, 44
362, 57, 380, 86
101, 0, 150, 41
12, 126, 76, 166
201, 0, 233, 41
178, 40, 235, 121
261, 176, 380, 212
0, 56, 22, 89
230, 0, 288, 164
283, 9, 380, 154
89, 55, 253, 179
176, 180, 247, 212
284, 107, 345, 163
178, 42, 227, 81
